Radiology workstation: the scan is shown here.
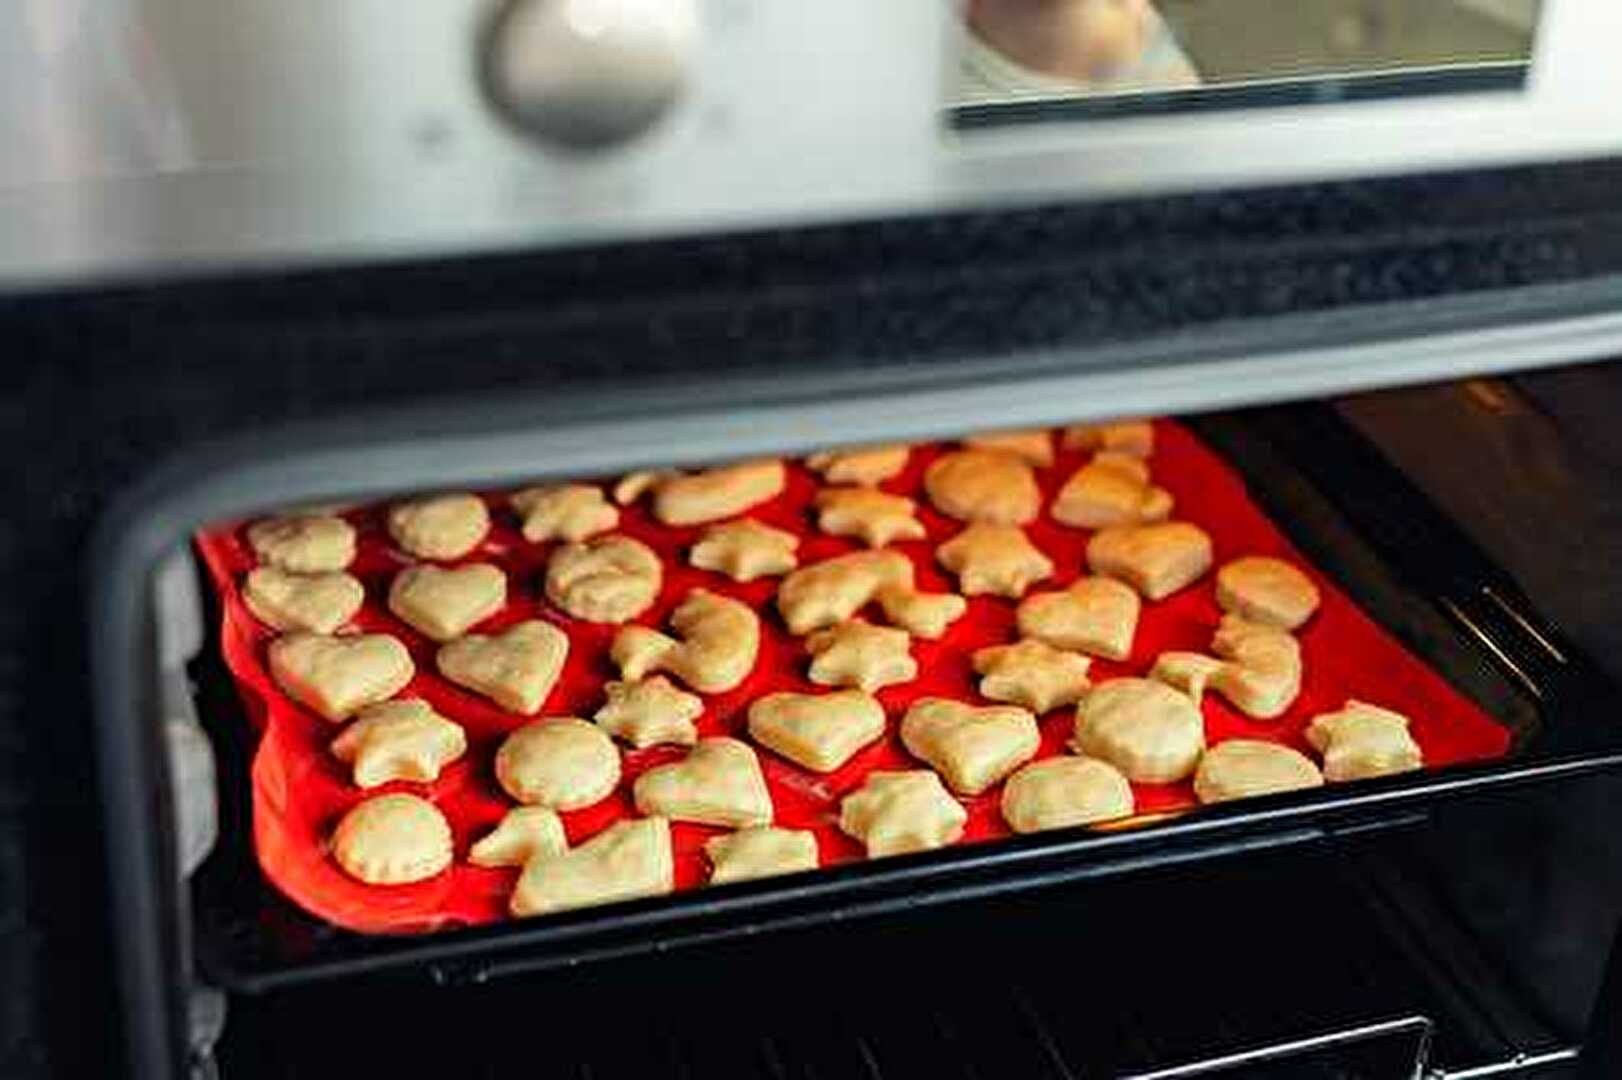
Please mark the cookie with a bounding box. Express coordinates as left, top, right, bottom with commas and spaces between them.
437, 620, 569, 714
246, 515, 356, 573
611, 588, 761, 693
689, 519, 799, 582
705, 827, 819, 885
632, 737, 773, 828
544, 534, 662, 623
386, 494, 490, 560
1001, 757, 1134, 833
651, 460, 787, 525
1086, 521, 1213, 601
805, 619, 917, 692
510, 817, 674, 917
1072, 677, 1205, 783
1061, 419, 1154, 457
387, 563, 506, 642
1215, 556, 1321, 631
468, 806, 569, 868
1193, 739, 1323, 804
747, 689, 887, 772
962, 429, 1053, 467
924, 450, 1042, 525
1306, 701, 1423, 782
812, 487, 926, 548
1016, 576, 1141, 660
242, 566, 364, 634
331, 793, 452, 885
776, 550, 914, 635
805, 444, 909, 487
593, 676, 703, 749
495, 717, 621, 810
511, 484, 619, 543
839, 770, 967, 858
613, 470, 676, 505
936, 524, 1054, 599
972, 640, 1092, 714
1210, 615, 1303, 719
1051, 458, 1173, 530
874, 584, 968, 640
900, 697, 1041, 795
329, 699, 468, 789
268, 632, 414, 722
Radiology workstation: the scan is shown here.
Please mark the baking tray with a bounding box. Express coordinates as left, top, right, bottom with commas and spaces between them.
190, 405, 1622, 992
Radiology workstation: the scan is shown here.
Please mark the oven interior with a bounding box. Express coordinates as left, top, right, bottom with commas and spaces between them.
136, 363, 1622, 1078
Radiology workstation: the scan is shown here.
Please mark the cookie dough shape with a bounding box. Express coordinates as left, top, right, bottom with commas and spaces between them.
1052, 457, 1174, 530
839, 770, 967, 858
330, 699, 468, 788
813, 487, 926, 548
468, 806, 568, 868
1016, 576, 1141, 660
776, 550, 914, 635
900, 698, 1040, 795
545, 534, 662, 623
613, 470, 677, 506
593, 676, 703, 749
1306, 701, 1424, 782
1210, 615, 1303, 719
1001, 757, 1135, 833
331, 793, 452, 885
805, 620, 917, 692
495, 717, 621, 810
972, 640, 1093, 714
269, 632, 414, 722
247, 515, 356, 573
438, 620, 569, 714
511, 817, 674, 918
706, 827, 820, 885
651, 460, 787, 526
1072, 677, 1205, 784
1194, 739, 1324, 804
387, 563, 506, 642
612, 588, 761, 693
510, 484, 619, 543
243, 566, 364, 634
924, 450, 1042, 525
962, 428, 1054, 467
874, 585, 968, 640
936, 524, 1054, 599
1062, 419, 1155, 457
387, 493, 491, 560
805, 444, 909, 487
689, 519, 799, 582
747, 689, 887, 772
1087, 521, 1213, 601
1216, 556, 1321, 631
633, 737, 773, 828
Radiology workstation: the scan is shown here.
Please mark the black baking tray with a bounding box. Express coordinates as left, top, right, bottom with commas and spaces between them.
190, 405, 1622, 993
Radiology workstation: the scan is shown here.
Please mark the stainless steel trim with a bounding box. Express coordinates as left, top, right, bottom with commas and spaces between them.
1123, 1016, 1433, 1079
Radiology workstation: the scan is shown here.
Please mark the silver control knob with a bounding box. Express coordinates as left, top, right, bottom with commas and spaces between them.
483, 0, 698, 150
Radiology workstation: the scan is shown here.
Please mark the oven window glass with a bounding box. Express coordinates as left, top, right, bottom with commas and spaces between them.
950, 0, 1541, 124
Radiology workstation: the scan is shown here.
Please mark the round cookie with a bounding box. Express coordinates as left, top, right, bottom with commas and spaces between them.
387, 493, 491, 560
495, 718, 622, 810
923, 450, 1042, 525
545, 535, 662, 623
1193, 739, 1324, 804
1071, 677, 1205, 783
1215, 556, 1321, 631
331, 793, 452, 885
1001, 757, 1134, 833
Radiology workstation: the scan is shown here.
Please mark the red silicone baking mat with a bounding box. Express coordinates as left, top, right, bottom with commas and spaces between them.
194, 421, 1511, 935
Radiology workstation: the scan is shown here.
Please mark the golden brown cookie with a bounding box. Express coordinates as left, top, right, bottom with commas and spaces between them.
495, 717, 621, 810
1001, 757, 1135, 833
1215, 556, 1321, 631
775, 550, 914, 635
632, 737, 773, 828
812, 488, 926, 548
839, 771, 967, 857
1016, 576, 1141, 660
468, 806, 569, 868
544, 535, 662, 623
962, 429, 1054, 467
1072, 677, 1205, 783
873, 584, 968, 640
1051, 458, 1173, 530
1305, 701, 1423, 782
510, 484, 619, 543
243, 566, 364, 634
705, 827, 820, 885
805, 620, 917, 692
593, 676, 704, 749
972, 640, 1093, 714
651, 460, 787, 526
899, 697, 1040, 795
1193, 740, 1324, 804
1086, 521, 1213, 601
923, 450, 1042, 525
331, 793, 452, 885
268, 632, 414, 722
437, 620, 569, 714
689, 519, 799, 582
329, 699, 467, 788
611, 588, 761, 693
386, 494, 490, 560
936, 524, 1054, 599
1061, 419, 1154, 457
805, 444, 910, 487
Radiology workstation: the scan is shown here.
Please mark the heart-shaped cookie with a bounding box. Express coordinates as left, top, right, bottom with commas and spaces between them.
268, 632, 414, 722
747, 690, 887, 772
511, 817, 674, 918
386, 493, 491, 560
243, 566, 364, 634
1016, 576, 1141, 660
437, 620, 569, 714
899, 698, 1040, 795
632, 737, 773, 828
387, 563, 506, 642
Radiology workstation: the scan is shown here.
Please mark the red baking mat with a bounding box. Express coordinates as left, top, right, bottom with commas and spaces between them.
194, 421, 1511, 934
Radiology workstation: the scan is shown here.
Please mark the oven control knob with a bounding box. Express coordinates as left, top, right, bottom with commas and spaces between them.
483, 0, 697, 150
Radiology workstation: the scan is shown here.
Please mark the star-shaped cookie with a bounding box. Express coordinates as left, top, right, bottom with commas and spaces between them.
972, 640, 1093, 714
805, 444, 910, 486
593, 676, 704, 749
511, 484, 619, 542
936, 524, 1054, 599
805, 620, 917, 692
330, 699, 468, 788
839, 770, 967, 857
812, 488, 926, 548
689, 519, 799, 582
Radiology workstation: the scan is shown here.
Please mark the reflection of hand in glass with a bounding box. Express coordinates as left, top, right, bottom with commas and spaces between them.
967, 0, 1154, 83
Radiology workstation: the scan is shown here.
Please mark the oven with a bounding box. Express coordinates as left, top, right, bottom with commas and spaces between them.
9, 3, 1622, 1079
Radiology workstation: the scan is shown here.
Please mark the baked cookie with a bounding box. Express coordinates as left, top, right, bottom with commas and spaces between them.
936, 523, 1054, 599
805, 620, 917, 692
246, 515, 356, 573
923, 450, 1042, 525
839, 770, 967, 858
1001, 757, 1135, 833
544, 534, 662, 623
705, 827, 820, 885
1215, 556, 1321, 631
651, 460, 787, 526
386, 494, 491, 560
805, 444, 909, 487
495, 717, 621, 810
242, 566, 364, 634
510, 817, 674, 918
1051, 458, 1173, 530
1193, 739, 1324, 804
437, 620, 569, 714
874, 584, 968, 640
746, 689, 887, 772
962, 428, 1054, 467
1149, 651, 1229, 706
1305, 701, 1423, 782
1086, 521, 1213, 601
632, 737, 773, 828
1072, 677, 1205, 783
468, 806, 568, 868
1016, 576, 1141, 660
387, 563, 507, 642
776, 550, 914, 635
1061, 419, 1154, 457
1210, 615, 1303, 719
329, 699, 468, 788
331, 793, 452, 885
900, 697, 1040, 795
689, 519, 799, 582
510, 484, 619, 543
268, 632, 414, 722
612, 588, 761, 693
812, 487, 926, 548
612, 470, 676, 506
593, 676, 703, 749
972, 640, 1093, 714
